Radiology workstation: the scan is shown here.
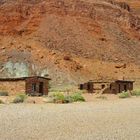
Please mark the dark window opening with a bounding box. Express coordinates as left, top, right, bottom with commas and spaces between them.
119, 84, 121, 93
80, 84, 83, 90
32, 83, 36, 92
87, 83, 93, 93
110, 84, 112, 90
124, 85, 127, 91
101, 84, 105, 89
88, 83, 91, 90
39, 82, 44, 95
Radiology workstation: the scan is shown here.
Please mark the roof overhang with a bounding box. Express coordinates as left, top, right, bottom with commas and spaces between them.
0, 76, 51, 81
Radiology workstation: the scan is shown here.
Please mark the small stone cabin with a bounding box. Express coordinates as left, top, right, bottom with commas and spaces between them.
0, 76, 51, 96
79, 80, 134, 94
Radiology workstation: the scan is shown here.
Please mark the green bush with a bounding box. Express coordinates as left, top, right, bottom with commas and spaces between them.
13, 94, 27, 104
70, 93, 85, 102
63, 95, 73, 103
50, 92, 85, 104
0, 91, 8, 96
52, 93, 65, 103
131, 89, 140, 97
118, 91, 131, 99
0, 99, 4, 104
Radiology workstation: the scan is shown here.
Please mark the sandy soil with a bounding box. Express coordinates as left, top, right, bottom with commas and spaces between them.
0, 98, 140, 140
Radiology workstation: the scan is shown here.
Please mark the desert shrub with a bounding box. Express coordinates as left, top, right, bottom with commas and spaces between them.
13, 97, 23, 103
13, 93, 27, 104
0, 99, 4, 104
96, 96, 107, 100
52, 93, 65, 103
0, 91, 8, 96
51, 93, 72, 103
63, 95, 73, 103
118, 91, 131, 99
49, 92, 85, 104
70, 93, 85, 102
131, 89, 140, 97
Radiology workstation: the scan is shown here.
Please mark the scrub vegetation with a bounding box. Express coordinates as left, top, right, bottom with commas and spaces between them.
49, 92, 85, 104
119, 91, 131, 98
0, 91, 8, 96
131, 89, 140, 96
13, 93, 28, 103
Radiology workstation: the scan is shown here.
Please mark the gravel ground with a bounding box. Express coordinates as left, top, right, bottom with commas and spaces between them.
0, 98, 140, 140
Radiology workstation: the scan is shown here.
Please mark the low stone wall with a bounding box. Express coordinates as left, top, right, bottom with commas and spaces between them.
0, 80, 26, 96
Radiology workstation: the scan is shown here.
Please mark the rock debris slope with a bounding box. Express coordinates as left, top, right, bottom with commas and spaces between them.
0, 0, 140, 86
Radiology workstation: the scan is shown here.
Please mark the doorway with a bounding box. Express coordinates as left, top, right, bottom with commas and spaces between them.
101, 84, 105, 89
80, 84, 83, 90
124, 85, 127, 91
87, 83, 93, 93
119, 84, 121, 93
39, 82, 44, 95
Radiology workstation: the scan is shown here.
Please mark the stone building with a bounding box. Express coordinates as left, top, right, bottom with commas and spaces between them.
0, 76, 51, 96
79, 80, 134, 94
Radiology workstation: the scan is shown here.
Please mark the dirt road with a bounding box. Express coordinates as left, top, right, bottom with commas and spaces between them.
0, 98, 140, 140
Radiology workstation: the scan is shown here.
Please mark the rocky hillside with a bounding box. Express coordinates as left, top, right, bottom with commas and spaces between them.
0, 0, 140, 87
115, 0, 140, 16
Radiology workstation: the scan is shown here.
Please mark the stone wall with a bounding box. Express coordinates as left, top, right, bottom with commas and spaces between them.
0, 80, 26, 95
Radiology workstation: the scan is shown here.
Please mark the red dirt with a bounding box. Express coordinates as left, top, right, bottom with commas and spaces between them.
0, 0, 140, 88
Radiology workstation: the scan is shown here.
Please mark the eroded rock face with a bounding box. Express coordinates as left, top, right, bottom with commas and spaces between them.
107, 0, 131, 11
0, 0, 140, 35
0, 0, 140, 86
3, 62, 29, 77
